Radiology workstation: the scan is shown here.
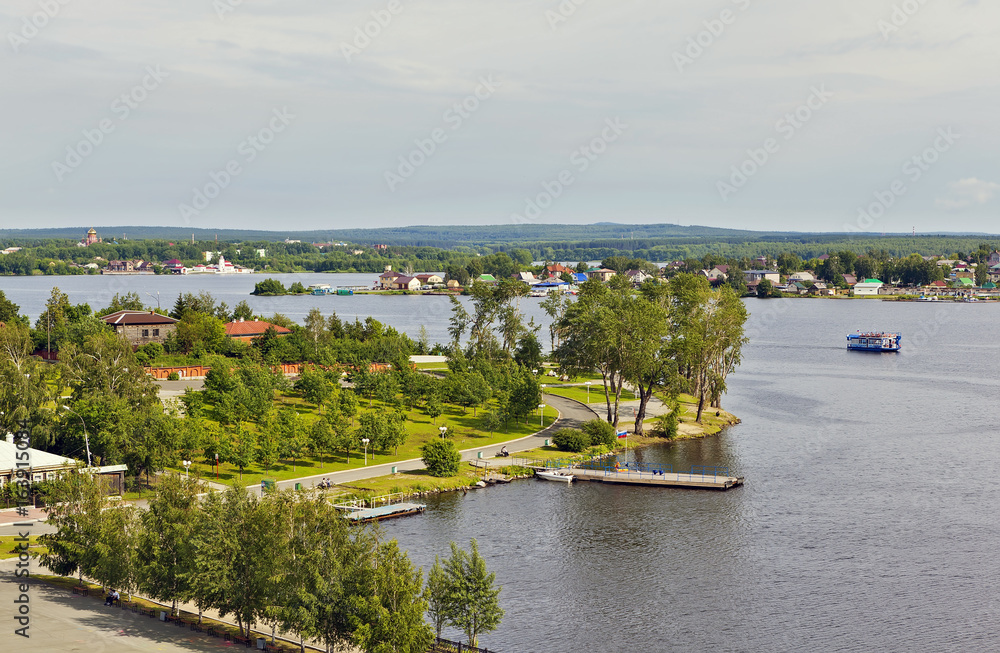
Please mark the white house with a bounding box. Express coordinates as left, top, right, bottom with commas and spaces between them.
852, 279, 884, 296
789, 271, 815, 283
744, 270, 780, 284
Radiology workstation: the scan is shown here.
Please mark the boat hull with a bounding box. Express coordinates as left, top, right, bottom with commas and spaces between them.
536, 471, 573, 483
846, 332, 901, 352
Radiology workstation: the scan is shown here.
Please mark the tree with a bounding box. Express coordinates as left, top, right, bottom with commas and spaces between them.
175, 311, 226, 354
220, 425, 257, 480
425, 557, 449, 640
440, 539, 504, 648
552, 428, 590, 452
514, 332, 543, 370
0, 289, 24, 325
421, 439, 461, 477
756, 278, 774, 298
232, 300, 254, 321
39, 469, 106, 582
425, 395, 443, 425
135, 473, 202, 613
190, 484, 281, 638
252, 278, 287, 295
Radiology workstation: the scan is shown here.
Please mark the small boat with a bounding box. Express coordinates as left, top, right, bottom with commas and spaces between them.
536, 470, 573, 483
846, 331, 901, 352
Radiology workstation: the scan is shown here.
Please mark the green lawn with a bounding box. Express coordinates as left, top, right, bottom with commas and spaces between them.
542, 384, 636, 405
166, 395, 558, 486
0, 535, 46, 560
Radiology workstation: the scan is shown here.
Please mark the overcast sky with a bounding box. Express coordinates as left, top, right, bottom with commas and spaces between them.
1, 0, 997, 234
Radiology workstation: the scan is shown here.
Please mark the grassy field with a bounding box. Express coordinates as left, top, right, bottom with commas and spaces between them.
0, 535, 46, 560
165, 394, 558, 487
542, 384, 637, 405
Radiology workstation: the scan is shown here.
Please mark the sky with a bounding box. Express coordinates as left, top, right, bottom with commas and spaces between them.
1, 0, 998, 235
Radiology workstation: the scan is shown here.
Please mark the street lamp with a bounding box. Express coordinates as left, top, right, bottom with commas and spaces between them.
182, 460, 191, 480
585, 381, 592, 404
362, 438, 370, 465
62, 406, 92, 468
538, 404, 545, 427
439, 426, 447, 439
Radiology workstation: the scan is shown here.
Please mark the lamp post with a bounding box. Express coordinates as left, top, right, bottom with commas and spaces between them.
585, 381, 592, 404
62, 406, 92, 468
362, 438, 370, 466
182, 460, 191, 480
146, 292, 161, 310
439, 426, 447, 439
538, 404, 545, 427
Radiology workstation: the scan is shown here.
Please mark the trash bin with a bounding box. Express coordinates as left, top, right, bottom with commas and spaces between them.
391, 466, 397, 474
477, 451, 483, 459
257, 637, 267, 650
544, 439, 550, 446
294, 483, 302, 491
159, 611, 167, 621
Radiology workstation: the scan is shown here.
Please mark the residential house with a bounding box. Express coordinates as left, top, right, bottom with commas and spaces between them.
988, 251, 1000, 267
541, 263, 574, 279
925, 280, 947, 290
953, 277, 974, 289
842, 274, 857, 286
852, 279, 884, 296
744, 270, 780, 284
625, 269, 652, 285
789, 271, 816, 283
378, 268, 400, 289
512, 272, 535, 283
988, 263, 1000, 283
224, 319, 293, 343
818, 254, 830, 261
414, 273, 444, 285
587, 268, 617, 282
476, 274, 498, 284
100, 310, 179, 346
787, 282, 809, 295
162, 258, 186, 274
391, 275, 421, 291
570, 272, 589, 284
446, 279, 462, 289
707, 265, 730, 280
809, 282, 834, 296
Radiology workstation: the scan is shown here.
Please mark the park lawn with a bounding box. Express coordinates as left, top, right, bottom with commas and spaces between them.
0, 535, 46, 560
165, 396, 559, 486
341, 467, 484, 495
674, 393, 738, 437
413, 361, 448, 370
542, 384, 637, 405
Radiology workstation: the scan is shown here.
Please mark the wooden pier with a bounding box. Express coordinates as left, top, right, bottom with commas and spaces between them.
568, 468, 743, 490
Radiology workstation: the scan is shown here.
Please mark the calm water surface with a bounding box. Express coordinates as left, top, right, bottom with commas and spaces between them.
381, 299, 1000, 652
4, 275, 999, 651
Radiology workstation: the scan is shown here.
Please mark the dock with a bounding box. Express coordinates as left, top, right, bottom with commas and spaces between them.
568, 468, 743, 490
341, 502, 426, 523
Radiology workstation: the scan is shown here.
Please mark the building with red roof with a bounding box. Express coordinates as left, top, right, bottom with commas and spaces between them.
224, 319, 293, 343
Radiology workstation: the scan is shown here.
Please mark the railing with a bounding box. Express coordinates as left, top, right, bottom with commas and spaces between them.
429, 636, 497, 653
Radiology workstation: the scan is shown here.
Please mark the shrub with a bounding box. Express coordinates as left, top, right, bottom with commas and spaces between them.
654, 399, 680, 439
167, 372, 180, 381
421, 439, 461, 477
581, 419, 616, 448
552, 428, 590, 453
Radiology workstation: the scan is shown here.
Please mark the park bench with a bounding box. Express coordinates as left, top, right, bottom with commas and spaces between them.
72, 586, 89, 597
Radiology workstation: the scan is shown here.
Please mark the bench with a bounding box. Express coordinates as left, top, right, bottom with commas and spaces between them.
72, 586, 89, 597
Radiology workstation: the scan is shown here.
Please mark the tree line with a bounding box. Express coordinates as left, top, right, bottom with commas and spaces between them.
39, 472, 503, 652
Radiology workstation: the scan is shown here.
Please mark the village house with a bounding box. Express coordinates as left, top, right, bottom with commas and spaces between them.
788, 271, 816, 283
477, 274, 498, 284
378, 268, 400, 289
988, 263, 1000, 283
512, 271, 535, 283
625, 269, 652, 285
224, 319, 292, 343
391, 275, 421, 291
541, 263, 574, 279
414, 273, 445, 285
787, 282, 810, 295
988, 251, 1000, 267
842, 273, 857, 287
587, 268, 617, 282
744, 270, 780, 284
852, 279, 884, 296
706, 265, 730, 280
161, 258, 186, 274
100, 310, 179, 346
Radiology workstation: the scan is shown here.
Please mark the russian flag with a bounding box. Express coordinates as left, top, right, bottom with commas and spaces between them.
616, 430, 628, 439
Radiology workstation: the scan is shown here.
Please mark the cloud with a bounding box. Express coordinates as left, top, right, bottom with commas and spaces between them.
935, 178, 1000, 210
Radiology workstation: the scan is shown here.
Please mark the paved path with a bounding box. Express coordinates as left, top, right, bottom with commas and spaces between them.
260, 393, 599, 496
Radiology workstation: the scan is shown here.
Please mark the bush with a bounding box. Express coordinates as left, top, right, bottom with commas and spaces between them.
552, 428, 590, 452
421, 439, 461, 477
654, 399, 680, 439
581, 419, 616, 448
167, 372, 180, 381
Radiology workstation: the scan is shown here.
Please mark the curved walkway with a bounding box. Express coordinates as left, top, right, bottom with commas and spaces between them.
264, 393, 599, 495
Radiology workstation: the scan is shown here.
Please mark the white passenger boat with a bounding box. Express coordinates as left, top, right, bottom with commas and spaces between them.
536, 470, 573, 483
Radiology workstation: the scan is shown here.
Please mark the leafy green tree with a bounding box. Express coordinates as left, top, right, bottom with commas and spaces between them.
425, 556, 449, 639
552, 428, 590, 452
0, 289, 24, 325
478, 409, 503, 437
581, 419, 616, 448
421, 439, 461, 477
221, 425, 257, 480
175, 311, 226, 354
339, 390, 359, 427
190, 484, 281, 638
514, 332, 543, 370
288, 281, 307, 294
440, 539, 504, 648
96, 291, 145, 317
350, 539, 433, 653
425, 394, 444, 424
232, 300, 255, 321
39, 468, 105, 582
252, 278, 287, 296
295, 365, 333, 407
